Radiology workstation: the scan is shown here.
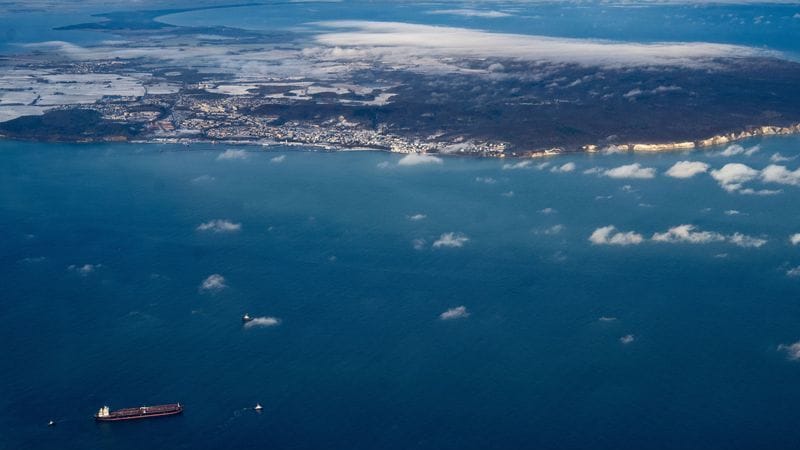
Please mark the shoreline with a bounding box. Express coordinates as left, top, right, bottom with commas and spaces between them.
2, 122, 799, 159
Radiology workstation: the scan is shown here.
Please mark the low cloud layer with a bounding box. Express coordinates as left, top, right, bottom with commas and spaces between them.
313, 21, 765, 69
428, 9, 511, 18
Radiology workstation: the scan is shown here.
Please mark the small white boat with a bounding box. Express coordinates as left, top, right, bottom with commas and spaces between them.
254, 403, 263, 411
48, 420, 56, 427
242, 313, 253, 323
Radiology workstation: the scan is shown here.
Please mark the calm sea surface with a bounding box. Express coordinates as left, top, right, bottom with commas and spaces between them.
2, 139, 800, 449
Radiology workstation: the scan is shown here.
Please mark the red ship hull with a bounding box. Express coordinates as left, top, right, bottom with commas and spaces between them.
95, 403, 183, 421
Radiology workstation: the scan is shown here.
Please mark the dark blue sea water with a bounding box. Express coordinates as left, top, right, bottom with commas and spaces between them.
2, 138, 800, 449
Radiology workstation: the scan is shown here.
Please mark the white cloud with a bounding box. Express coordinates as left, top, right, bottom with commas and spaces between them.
475, 176, 497, 184
377, 161, 391, 169
244, 316, 281, 328
665, 161, 709, 178
620, 334, 635, 344
196, 219, 242, 233
313, 21, 765, 69
724, 210, 741, 215
68, 263, 101, 276
397, 153, 443, 166
710, 163, 759, 192
779, 341, 800, 360
652, 224, 725, 244
551, 162, 576, 173
191, 175, 215, 184
501, 190, 514, 197
770, 153, 796, 163
583, 167, 604, 175
412, 238, 426, 250
502, 160, 533, 170
200, 274, 227, 291
589, 225, 644, 246
541, 224, 565, 235
408, 213, 427, 221
217, 149, 248, 160
599, 316, 617, 322
603, 163, 655, 179
718, 144, 760, 157
761, 165, 800, 186
270, 155, 286, 163
788, 266, 800, 277
440, 306, 470, 320
790, 233, 800, 245
728, 233, 767, 248
428, 9, 511, 18
540, 207, 557, 215
432, 232, 469, 248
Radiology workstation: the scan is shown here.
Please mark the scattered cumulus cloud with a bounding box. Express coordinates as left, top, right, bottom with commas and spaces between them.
787, 266, 800, 277
665, 161, 709, 178
200, 274, 227, 291
428, 8, 511, 18
440, 306, 470, 320
412, 238, 427, 250
728, 233, 767, 248
270, 155, 286, 163
196, 219, 242, 233
710, 163, 759, 192
761, 165, 800, 186
724, 210, 742, 215
589, 225, 644, 246
652, 224, 725, 244
244, 316, 281, 328
551, 162, 576, 173
790, 233, 800, 245
540, 207, 556, 215
620, 334, 635, 344
502, 160, 533, 170
433, 232, 469, 248
191, 175, 215, 184
397, 153, 443, 166
778, 341, 800, 360
475, 176, 497, 184
603, 163, 656, 179
599, 316, 617, 322
718, 144, 760, 157
408, 213, 427, 221
68, 263, 101, 276
217, 149, 249, 160
770, 153, 796, 163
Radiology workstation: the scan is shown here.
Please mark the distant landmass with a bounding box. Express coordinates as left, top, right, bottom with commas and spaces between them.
1, 5, 799, 156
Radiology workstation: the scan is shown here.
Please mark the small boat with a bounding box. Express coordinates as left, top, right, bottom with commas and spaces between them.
48, 420, 56, 427
254, 403, 263, 411
242, 313, 253, 323
95, 403, 183, 422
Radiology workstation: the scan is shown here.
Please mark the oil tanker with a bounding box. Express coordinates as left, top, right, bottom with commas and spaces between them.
94, 403, 183, 421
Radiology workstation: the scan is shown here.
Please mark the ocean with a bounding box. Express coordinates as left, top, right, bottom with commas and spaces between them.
2, 138, 800, 449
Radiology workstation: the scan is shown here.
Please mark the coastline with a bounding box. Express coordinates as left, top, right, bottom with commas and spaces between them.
2, 121, 800, 159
